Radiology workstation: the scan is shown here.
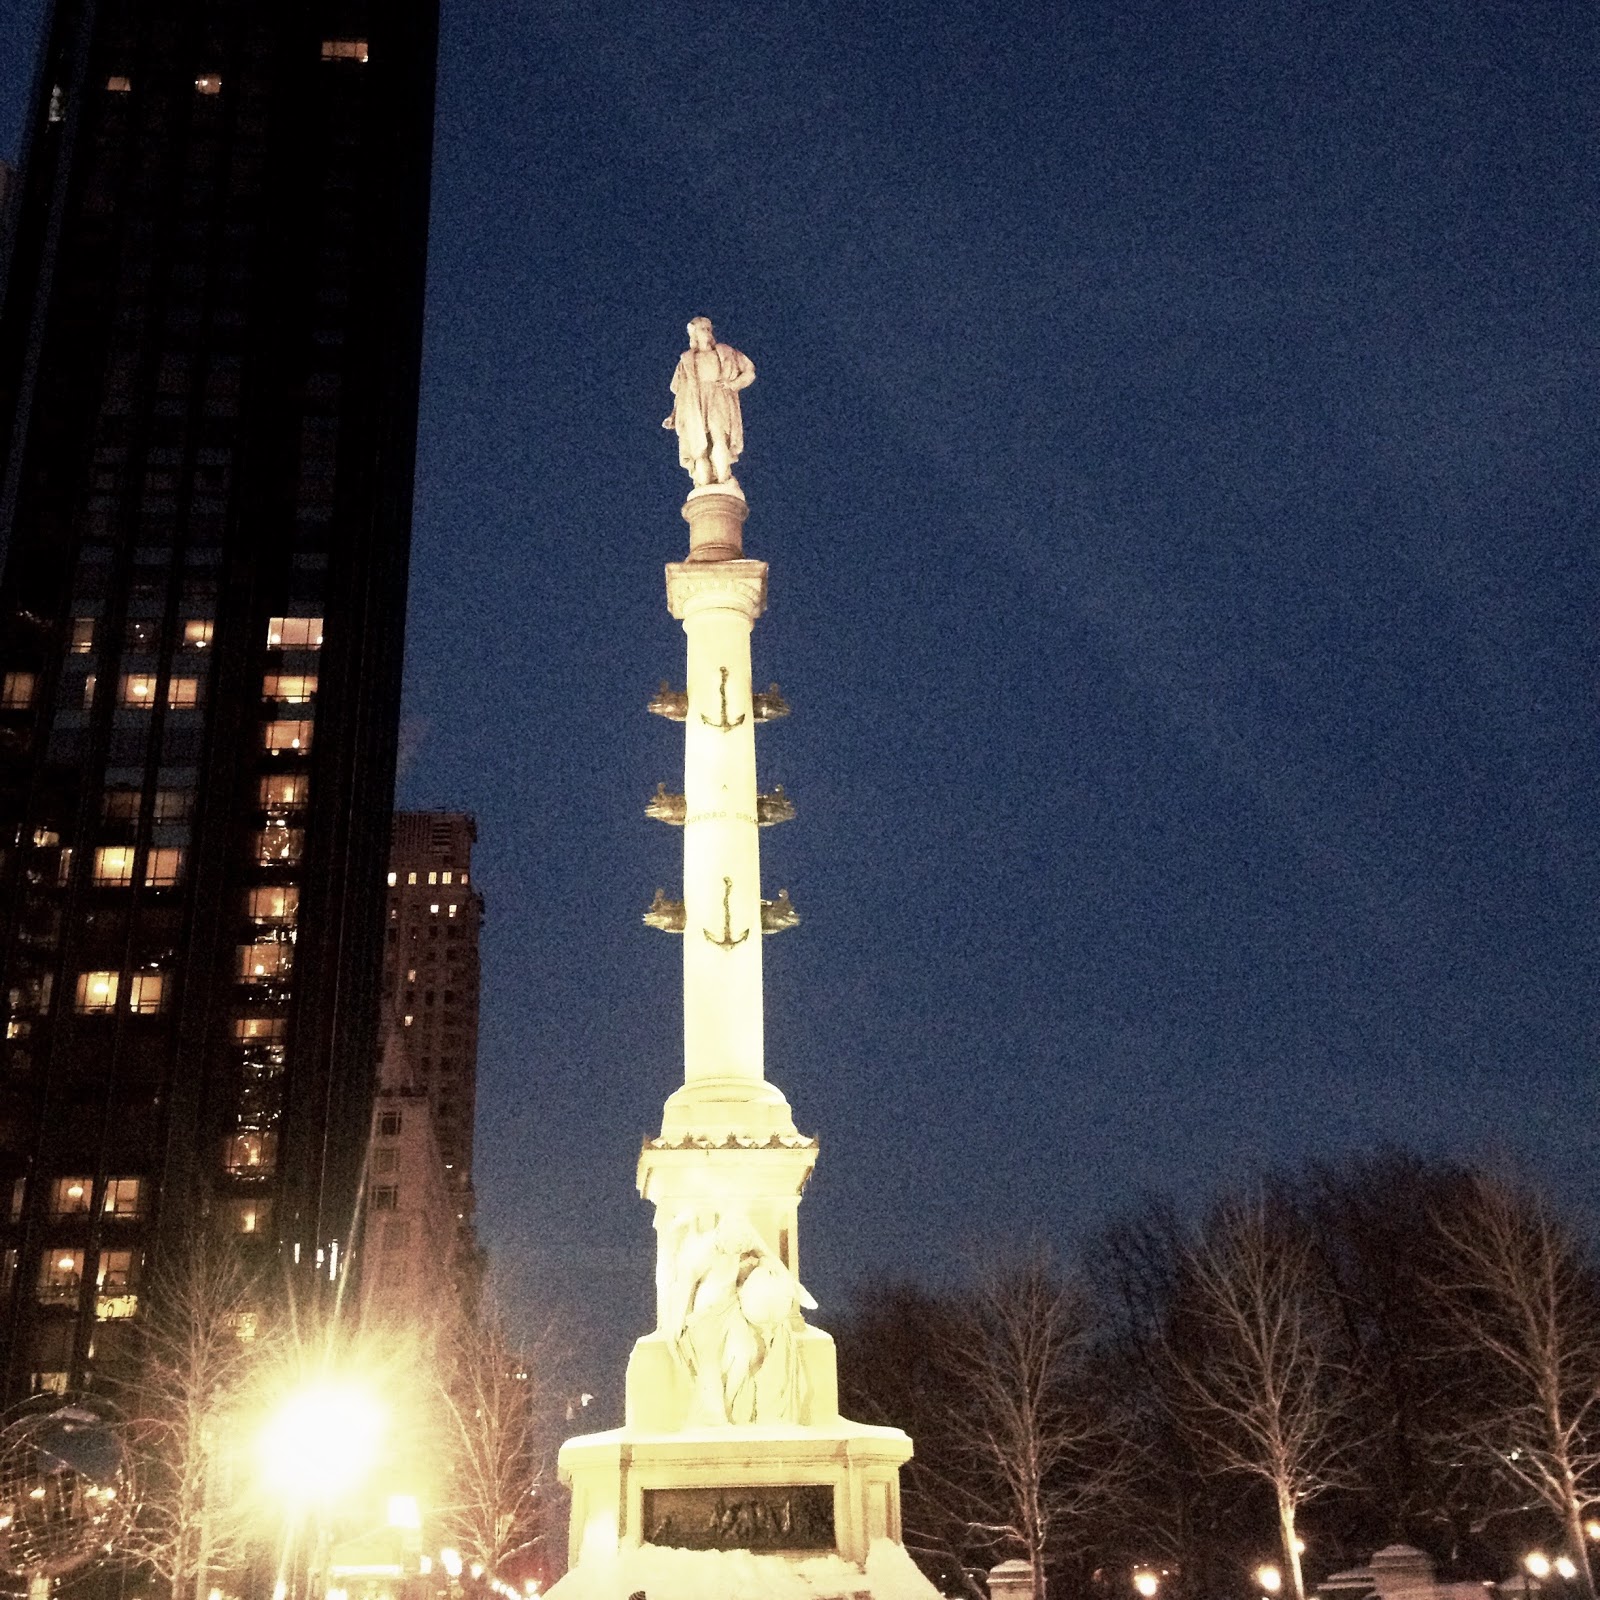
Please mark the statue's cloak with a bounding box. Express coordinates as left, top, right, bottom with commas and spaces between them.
665, 342, 753, 470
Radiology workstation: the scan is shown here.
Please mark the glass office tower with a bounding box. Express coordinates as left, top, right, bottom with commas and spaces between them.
0, 0, 437, 1396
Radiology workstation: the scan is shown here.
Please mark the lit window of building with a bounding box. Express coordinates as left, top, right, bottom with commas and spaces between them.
120, 674, 158, 707
95, 1248, 140, 1319
236, 941, 293, 980
235, 1016, 286, 1042
102, 787, 140, 823
194, 74, 222, 94
69, 618, 95, 653
37, 1250, 83, 1304
75, 972, 119, 1013
92, 846, 136, 887
247, 886, 299, 924
127, 972, 166, 1014
260, 773, 310, 810
253, 825, 305, 864
145, 847, 183, 887
101, 1177, 144, 1219
262, 674, 317, 703
49, 1178, 92, 1217
152, 789, 192, 823
266, 616, 323, 648
105, 75, 131, 91
226, 1198, 273, 1234
222, 1131, 277, 1176
386, 871, 397, 886
166, 677, 201, 710
320, 38, 369, 61
81, 674, 97, 709
1, 672, 36, 709
181, 619, 213, 649
263, 720, 313, 754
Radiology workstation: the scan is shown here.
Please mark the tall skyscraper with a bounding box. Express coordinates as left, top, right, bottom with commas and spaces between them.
381, 812, 482, 1247
0, 0, 438, 1398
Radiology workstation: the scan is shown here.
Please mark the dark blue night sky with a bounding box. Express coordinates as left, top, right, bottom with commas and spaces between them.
4, 0, 1596, 1405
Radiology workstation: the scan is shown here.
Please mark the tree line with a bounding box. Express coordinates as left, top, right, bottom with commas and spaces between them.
830, 1152, 1600, 1600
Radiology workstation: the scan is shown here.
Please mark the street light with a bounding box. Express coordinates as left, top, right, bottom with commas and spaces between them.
1133, 1573, 1160, 1598
1555, 1560, 1577, 1582
257, 1378, 385, 1508
1526, 1555, 1552, 1581
1258, 1566, 1284, 1595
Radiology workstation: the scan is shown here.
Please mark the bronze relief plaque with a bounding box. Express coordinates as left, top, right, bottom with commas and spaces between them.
642, 1485, 835, 1552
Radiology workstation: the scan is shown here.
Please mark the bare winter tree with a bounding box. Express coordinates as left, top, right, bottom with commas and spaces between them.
116, 1237, 274, 1600
432, 1297, 554, 1577
938, 1248, 1126, 1600
1164, 1196, 1353, 1600
1431, 1173, 1600, 1600
833, 1283, 992, 1600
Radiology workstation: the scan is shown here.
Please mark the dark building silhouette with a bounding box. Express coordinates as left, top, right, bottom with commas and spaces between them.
0, 0, 437, 1397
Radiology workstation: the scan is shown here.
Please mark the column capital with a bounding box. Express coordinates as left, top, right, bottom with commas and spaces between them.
665, 559, 768, 621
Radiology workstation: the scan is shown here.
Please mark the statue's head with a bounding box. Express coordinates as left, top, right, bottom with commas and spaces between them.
686, 316, 715, 349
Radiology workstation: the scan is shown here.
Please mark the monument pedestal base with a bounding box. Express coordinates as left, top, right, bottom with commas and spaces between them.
551, 1421, 940, 1599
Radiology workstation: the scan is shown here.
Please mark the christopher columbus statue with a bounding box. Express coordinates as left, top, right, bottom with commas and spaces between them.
663, 316, 755, 489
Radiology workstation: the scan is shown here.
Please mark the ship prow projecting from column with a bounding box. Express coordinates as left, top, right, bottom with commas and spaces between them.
549, 320, 938, 1600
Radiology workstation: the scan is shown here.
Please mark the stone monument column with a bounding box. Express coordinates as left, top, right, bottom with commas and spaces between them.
549, 319, 937, 1600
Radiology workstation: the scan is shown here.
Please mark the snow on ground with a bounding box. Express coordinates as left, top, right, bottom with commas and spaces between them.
544, 1538, 944, 1600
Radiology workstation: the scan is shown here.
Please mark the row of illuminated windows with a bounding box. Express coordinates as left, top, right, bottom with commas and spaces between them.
73, 618, 212, 655
117, 674, 203, 709
92, 846, 184, 888
102, 42, 368, 98
388, 869, 470, 886
75, 971, 167, 1014
33, 1247, 140, 1318
10, 1176, 144, 1222
1, 615, 320, 714
103, 786, 191, 824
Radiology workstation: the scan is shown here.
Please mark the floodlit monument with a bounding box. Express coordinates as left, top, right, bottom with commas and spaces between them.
549, 322, 939, 1599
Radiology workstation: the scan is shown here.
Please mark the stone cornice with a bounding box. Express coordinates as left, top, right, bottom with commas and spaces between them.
665, 559, 768, 621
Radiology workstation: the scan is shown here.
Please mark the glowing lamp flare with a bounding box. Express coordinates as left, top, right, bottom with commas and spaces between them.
1556, 1559, 1578, 1581
1257, 1565, 1284, 1595
1525, 1555, 1552, 1580
1133, 1572, 1160, 1597
257, 1380, 385, 1505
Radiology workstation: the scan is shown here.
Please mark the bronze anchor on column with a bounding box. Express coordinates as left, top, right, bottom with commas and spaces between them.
703, 876, 749, 949
700, 666, 746, 732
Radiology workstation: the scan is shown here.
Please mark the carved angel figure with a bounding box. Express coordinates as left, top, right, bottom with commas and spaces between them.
663, 317, 755, 488
660, 1207, 815, 1425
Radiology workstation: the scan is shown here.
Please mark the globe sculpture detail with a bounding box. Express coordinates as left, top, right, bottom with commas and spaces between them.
0, 1401, 132, 1580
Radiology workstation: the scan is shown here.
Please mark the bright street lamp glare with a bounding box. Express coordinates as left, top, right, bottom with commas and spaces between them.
1257, 1566, 1284, 1594
1134, 1572, 1160, 1597
1555, 1560, 1577, 1581
1525, 1555, 1552, 1580
258, 1380, 385, 1504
